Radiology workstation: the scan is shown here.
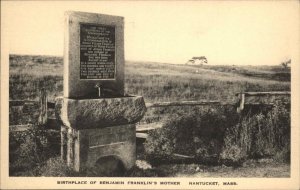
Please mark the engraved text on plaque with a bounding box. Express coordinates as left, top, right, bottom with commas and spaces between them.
80, 24, 116, 79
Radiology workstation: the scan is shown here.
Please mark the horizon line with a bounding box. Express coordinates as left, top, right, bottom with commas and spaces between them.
8, 53, 284, 66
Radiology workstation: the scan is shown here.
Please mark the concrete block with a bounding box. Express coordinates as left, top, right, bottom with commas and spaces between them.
63, 124, 136, 173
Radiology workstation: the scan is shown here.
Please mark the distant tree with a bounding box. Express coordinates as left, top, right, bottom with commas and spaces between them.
186, 56, 208, 65
281, 59, 291, 69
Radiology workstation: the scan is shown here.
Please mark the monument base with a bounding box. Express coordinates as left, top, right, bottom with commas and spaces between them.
55, 96, 146, 130
55, 96, 145, 175
61, 124, 136, 174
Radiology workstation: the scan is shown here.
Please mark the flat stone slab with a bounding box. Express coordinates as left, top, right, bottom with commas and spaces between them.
55, 96, 146, 129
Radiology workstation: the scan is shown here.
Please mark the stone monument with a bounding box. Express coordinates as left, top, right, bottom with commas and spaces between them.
55, 11, 146, 174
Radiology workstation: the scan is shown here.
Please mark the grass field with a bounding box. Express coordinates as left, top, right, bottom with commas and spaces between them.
9, 54, 291, 177
125, 61, 290, 103
9, 55, 290, 103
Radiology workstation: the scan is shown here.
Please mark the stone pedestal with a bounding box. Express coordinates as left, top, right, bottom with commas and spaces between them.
60, 124, 136, 172
55, 96, 146, 173
59, 11, 145, 175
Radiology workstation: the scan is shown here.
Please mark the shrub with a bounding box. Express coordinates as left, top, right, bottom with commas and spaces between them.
221, 101, 290, 163
144, 123, 176, 162
144, 106, 239, 164
145, 101, 290, 165
9, 126, 60, 176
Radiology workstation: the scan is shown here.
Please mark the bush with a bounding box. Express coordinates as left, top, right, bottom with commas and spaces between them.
9, 126, 60, 176
144, 106, 239, 164
145, 101, 290, 165
221, 101, 290, 163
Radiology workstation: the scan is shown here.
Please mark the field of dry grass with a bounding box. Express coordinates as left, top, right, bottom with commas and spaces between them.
125, 61, 290, 103
9, 55, 290, 103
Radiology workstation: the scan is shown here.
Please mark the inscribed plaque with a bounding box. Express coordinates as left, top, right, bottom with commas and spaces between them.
80, 24, 116, 79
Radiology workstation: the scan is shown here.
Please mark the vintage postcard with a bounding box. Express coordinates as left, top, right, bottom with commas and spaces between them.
1, 1, 299, 189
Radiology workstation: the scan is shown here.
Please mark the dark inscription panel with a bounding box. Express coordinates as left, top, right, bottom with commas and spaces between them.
80, 23, 115, 79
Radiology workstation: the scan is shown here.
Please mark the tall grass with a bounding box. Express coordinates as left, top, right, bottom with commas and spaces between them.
145, 101, 290, 165
144, 105, 239, 164
221, 101, 290, 163
125, 73, 290, 103
9, 55, 63, 101
9, 74, 63, 101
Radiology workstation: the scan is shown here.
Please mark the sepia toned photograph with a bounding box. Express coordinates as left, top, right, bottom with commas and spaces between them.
1, 1, 299, 189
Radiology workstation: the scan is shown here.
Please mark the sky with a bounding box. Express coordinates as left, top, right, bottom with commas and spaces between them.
2, 1, 299, 65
